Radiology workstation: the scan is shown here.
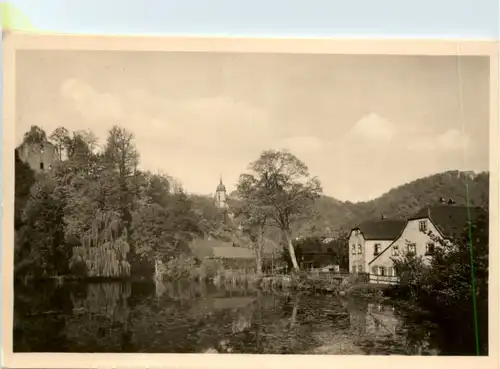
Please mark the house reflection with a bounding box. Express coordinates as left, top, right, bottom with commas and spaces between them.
345, 300, 439, 355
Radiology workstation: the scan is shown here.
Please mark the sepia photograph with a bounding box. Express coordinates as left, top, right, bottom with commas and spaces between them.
1, 34, 498, 368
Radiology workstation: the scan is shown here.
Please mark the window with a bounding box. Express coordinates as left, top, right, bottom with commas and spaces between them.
388, 267, 394, 276
371, 266, 378, 275
326, 247, 333, 252
392, 245, 399, 256
374, 243, 381, 255
358, 265, 363, 273
40, 162, 44, 170
408, 243, 416, 254
357, 244, 362, 254
425, 243, 435, 255
419, 220, 427, 232
352, 266, 357, 273
351, 245, 356, 255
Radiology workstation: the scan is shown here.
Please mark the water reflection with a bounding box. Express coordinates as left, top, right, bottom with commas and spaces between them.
14, 281, 441, 354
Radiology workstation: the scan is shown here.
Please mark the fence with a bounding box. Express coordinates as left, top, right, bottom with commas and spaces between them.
262, 269, 393, 285
369, 274, 400, 285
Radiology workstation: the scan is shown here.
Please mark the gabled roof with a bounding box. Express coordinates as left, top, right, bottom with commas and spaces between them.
190, 238, 256, 259
410, 205, 487, 239
353, 219, 406, 240
216, 178, 226, 192
212, 246, 255, 259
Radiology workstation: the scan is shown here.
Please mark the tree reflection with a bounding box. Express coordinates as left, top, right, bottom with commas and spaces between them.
14, 281, 450, 355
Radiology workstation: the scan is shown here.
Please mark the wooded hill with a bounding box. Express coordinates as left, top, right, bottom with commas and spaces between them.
230, 170, 489, 238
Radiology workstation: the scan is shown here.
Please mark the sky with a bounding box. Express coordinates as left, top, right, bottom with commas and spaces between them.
16, 50, 490, 202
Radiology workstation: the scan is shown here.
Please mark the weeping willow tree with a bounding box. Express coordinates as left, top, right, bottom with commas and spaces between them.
70, 210, 131, 277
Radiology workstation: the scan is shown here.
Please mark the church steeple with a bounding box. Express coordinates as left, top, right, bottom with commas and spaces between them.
215, 175, 228, 209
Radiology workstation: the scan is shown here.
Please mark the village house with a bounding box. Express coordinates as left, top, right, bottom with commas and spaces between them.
348, 217, 406, 275
298, 238, 343, 272
367, 202, 487, 284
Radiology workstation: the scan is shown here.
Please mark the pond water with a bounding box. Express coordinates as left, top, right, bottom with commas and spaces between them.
14, 280, 444, 354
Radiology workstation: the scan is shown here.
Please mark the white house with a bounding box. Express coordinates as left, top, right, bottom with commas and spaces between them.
348, 218, 406, 275
368, 204, 487, 284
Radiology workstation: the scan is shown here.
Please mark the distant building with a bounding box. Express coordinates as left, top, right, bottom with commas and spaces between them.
190, 238, 256, 270
348, 218, 406, 275
368, 204, 487, 284
16, 139, 58, 173
299, 239, 344, 271
214, 176, 228, 209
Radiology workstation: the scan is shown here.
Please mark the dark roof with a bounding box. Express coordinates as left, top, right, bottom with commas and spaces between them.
355, 219, 406, 240
410, 205, 487, 238
190, 239, 255, 259
216, 178, 226, 192
212, 246, 255, 259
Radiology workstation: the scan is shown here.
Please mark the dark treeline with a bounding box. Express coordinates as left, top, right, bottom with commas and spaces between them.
14, 125, 234, 280
14, 125, 335, 281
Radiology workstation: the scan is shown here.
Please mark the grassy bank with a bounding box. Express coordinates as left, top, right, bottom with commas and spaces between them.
257, 272, 354, 294
256, 272, 396, 300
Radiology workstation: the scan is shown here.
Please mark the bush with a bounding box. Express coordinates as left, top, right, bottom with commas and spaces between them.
390, 213, 489, 355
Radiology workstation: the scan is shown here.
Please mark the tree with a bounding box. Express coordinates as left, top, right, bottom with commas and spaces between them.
103, 126, 139, 179
232, 200, 269, 275
23, 125, 47, 145
16, 175, 67, 277
15, 149, 35, 230
70, 209, 131, 277
102, 126, 141, 251
391, 212, 489, 355
131, 188, 202, 277
237, 150, 322, 272
49, 127, 70, 161
75, 129, 99, 153
144, 172, 171, 207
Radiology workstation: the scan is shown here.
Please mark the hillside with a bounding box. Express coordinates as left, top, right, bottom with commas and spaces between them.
226, 170, 489, 238
297, 170, 489, 237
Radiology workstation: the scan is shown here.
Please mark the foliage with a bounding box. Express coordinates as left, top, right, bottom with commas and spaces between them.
391, 254, 428, 298
232, 185, 271, 274
291, 234, 349, 270
389, 213, 489, 355
15, 150, 35, 230
16, 175, 68, 277
49, 127, 70, 161
131, 188, 203, 264
70, 210, 131, 277
23, 125, 47, 145
236, 150, 322, 271
14, 125, 203, 280
190, 194, 235, 240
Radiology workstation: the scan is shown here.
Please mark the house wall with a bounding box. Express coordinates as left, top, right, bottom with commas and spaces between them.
348, 230, 392, 274
348, 230, 365, 273
368, 218, 442, 284
364, 240, 392, 272
215, 190, 228, 208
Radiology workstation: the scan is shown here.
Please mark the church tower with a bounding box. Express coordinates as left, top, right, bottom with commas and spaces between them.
214, 176, 228, 209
